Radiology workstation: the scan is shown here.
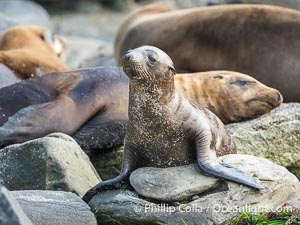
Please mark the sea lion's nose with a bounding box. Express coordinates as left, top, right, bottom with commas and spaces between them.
124, 50, 134, 61
277, 92, 283, 102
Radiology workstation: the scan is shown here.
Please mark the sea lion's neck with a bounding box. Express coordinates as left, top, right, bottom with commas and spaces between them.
129, 77, 175, 106
127, 77, 175, 131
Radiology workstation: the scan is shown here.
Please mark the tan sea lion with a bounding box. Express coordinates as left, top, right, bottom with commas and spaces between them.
115, 4, 300, 102
0, 25, 69, 82
82, 45, 263, 202
176, 71, 282, 123
0, 67, 281, 150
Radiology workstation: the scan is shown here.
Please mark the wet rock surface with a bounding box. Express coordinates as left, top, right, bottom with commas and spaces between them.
130, 164, 220, 202
0, 186, 33, 225
227, 103, 300, 178
13, 190, 97, 225
0, 133, 101, 197
0, 64, 20, 89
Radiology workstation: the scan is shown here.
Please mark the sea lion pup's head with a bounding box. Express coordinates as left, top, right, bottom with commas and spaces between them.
122, 45, 176, 84
205, 71, 283, 122
0, 25, 67, 57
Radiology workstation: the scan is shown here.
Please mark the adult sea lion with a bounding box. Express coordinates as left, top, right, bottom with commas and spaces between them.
0, 67, 281, 150
115, 4, 300, 102
0, 25, 69, 85
82, 46, 263, 202
176, 71, 282, 123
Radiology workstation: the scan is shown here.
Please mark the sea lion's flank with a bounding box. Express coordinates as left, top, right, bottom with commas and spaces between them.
0, 25, 69, 83
115, 4, 300, 102
0, 68, 282, 149
82, 46, 263, 202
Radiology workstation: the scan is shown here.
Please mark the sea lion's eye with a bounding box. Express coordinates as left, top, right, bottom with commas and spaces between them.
40, 33, 45, 41
40, 30, 55, 43
148, 55, 157, 64
231, 80, 255, 86
213, 75, 223, 79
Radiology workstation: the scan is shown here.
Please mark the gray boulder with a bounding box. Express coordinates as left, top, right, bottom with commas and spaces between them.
0, 64, 20, 89
0, 186, 33, 225
227, 103, 300, 178
130, 164, 220, 202
0, 0, 50, 28
89, 154, 300, 225
63, 36, 105, 68
13, 190, 97, 225
0, 133, 101, 197
79, 45, 117, 68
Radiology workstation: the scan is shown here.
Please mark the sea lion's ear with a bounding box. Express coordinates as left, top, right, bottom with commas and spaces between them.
169, 66, 176, 75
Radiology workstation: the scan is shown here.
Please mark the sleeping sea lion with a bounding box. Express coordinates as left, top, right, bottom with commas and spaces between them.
115, 4, 300, 102
82, 45, 263, 202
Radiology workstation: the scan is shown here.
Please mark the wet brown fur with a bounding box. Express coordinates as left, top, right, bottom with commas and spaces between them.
115, 4, 300, 102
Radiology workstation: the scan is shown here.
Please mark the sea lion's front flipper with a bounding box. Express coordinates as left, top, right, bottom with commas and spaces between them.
0, 96, 83, 148
195, 132, 264, 190
197, 159, 264, 190
82, 150, 139, 203
82, 172, 131, 203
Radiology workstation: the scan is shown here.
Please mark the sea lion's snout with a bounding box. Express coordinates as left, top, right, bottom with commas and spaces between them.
246, 88, 283, 119
122, 49, 138, 79
123, 50, 134, 61
122, 46, 176, 82
273, 92, 283, 107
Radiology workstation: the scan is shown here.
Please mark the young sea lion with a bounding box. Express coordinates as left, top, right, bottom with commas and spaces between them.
115, 4, 300, 102
0, 66, 281, 150
0, 25, 69, 84
82, 46, 263, 202
0, 67, 281, 150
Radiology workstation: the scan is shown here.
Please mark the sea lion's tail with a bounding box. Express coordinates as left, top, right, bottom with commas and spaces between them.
198, 161, 264, 190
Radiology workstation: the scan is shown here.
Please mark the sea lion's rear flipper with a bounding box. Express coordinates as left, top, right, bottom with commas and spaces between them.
73, 112, 127, 151
0, 97, 82, 148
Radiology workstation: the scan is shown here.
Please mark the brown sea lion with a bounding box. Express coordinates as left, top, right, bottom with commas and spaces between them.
0, 25, 69, 82
0, 67, 281, 150
82, 45, 263, 202
176, 71, 282, 123
115, 4, 300, 102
